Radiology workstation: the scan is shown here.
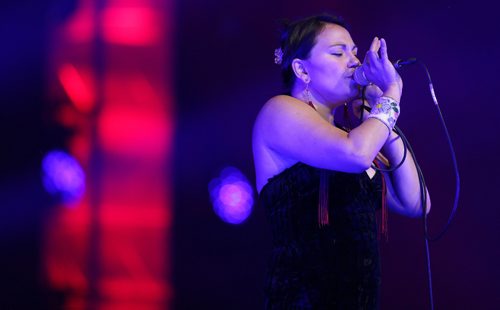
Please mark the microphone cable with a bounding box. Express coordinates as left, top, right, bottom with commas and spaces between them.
360, 59, 461, 310
419, 59, 460, 310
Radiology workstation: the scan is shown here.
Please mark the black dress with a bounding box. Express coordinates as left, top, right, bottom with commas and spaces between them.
260, 162, 383, 309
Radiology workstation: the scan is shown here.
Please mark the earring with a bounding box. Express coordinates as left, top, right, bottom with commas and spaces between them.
343, 102, 353, 131
305, 82, 313, 106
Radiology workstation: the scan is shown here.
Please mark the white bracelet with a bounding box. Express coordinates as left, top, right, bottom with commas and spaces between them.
366, 96, 400, 131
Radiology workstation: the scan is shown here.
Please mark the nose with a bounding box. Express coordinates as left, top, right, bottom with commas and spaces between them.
349, 55, 361, 68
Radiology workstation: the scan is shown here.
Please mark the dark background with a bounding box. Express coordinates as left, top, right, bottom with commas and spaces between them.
0, 0, 499, 309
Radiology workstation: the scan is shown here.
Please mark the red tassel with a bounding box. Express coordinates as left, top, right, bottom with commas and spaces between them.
373, 161, 388, 241
306, 100, 331, 227
318, 170, 329, 227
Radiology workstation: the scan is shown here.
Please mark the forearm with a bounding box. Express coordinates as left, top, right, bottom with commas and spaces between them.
381, 130, 430, 216
347, 118, 392, 170
347, 84, 404, 172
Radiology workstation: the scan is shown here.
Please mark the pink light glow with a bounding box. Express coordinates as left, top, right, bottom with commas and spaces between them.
97, 75, 172, 158
64, 0, 95, 42
219, 184, 245, 207
46, 0, 173, 307
101, 7, 161, 46
209, 167, 254, 225
98, 105, 170, 158
58, 64, 95, 113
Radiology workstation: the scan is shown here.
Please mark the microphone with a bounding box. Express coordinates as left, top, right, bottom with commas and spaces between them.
353, 58, 417, 86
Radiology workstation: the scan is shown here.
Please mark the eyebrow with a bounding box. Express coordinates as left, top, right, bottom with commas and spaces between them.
329, 44, 358, 50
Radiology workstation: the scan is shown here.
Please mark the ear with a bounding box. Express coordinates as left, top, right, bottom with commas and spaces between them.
291, 59, 310, 83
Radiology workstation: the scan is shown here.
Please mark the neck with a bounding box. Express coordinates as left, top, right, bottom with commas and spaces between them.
310, 101, 333, 123
291, 84, 341, 123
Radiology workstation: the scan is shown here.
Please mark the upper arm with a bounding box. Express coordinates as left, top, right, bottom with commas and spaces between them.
254, 96, 373, 173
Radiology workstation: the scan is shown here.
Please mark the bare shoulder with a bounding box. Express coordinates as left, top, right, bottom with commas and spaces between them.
254, 95, 316, 134
259, 95, 306, 115
253, 95, 308, 191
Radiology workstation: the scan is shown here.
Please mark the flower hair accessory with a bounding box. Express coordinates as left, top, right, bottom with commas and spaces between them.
274, 48, 283, 65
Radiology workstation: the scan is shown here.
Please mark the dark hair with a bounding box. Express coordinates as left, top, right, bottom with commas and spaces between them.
278, 14, 348, 92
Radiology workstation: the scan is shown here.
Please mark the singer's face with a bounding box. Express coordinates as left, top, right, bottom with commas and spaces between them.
302, 24, 360, 104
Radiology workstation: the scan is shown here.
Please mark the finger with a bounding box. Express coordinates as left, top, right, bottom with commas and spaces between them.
348, 99, 364, 118
365, 84, 383, 99
350, 98, 363, 107
369, 37, 379, 53
366, 50, 378, 66
379, 38, 388, 60
375, 38, 381, 52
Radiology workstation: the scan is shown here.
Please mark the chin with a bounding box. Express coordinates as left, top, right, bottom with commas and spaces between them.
342, 87, 359, 102
329, 86, 359, 104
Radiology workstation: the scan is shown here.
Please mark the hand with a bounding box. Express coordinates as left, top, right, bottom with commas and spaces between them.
350, 83, 381, 114
348, 83, 383, 122
362, 37, 403, 101
364, 83, 383, 105
350, 98, 368, 122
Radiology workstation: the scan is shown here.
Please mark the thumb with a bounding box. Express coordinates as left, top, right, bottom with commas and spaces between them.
364, 84, 383, 105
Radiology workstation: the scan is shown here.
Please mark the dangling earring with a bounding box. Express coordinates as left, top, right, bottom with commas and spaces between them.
344, 102, 353, 131
305, 81, 314, 108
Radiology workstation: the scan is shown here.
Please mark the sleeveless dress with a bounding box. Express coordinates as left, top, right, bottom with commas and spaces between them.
260, 162, 383, 309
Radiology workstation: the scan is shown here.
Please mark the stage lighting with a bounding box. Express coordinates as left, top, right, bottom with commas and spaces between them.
42, 150, 85, 203
209, 166, 254, 225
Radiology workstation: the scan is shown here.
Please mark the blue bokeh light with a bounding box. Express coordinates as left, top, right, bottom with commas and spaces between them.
42, 150, 85, 204
209, 166, 254, 225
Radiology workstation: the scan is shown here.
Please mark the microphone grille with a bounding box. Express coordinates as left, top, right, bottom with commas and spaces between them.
353, 66, 370, 86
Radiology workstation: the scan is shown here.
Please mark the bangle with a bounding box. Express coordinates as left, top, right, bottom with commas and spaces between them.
366, 96, 400, 131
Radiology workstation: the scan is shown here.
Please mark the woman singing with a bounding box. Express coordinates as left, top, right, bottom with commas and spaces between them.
253, 14, 431, 309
